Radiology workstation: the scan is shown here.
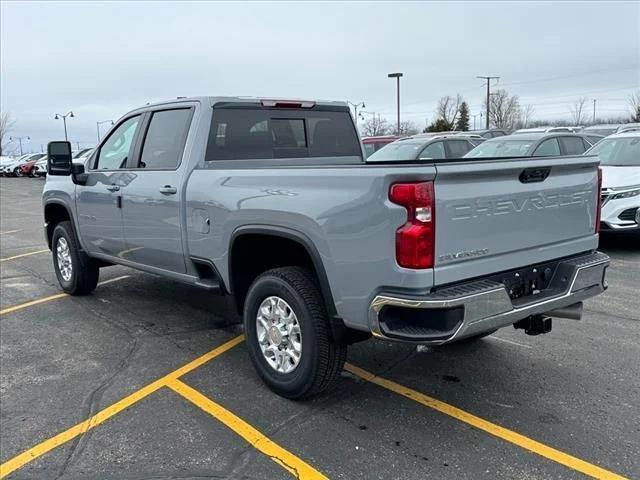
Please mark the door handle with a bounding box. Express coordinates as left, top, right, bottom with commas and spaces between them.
107, 185, 120, 192
159, 185, 177, 195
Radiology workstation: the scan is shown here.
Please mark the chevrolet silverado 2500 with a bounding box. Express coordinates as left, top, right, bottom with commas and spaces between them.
44, 97, 609, 398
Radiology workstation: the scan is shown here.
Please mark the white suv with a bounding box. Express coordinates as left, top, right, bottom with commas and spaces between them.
586, 131, 640, 232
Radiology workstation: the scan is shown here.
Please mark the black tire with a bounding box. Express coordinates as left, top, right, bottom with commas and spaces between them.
244, 267, 347, 399
52, 221, 99, 295
13, 167, 22, 177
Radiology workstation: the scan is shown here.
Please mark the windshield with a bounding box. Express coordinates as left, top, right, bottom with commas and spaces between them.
586, 136, 640, 166
367, 141, 424, 161
464, 139, 535, 158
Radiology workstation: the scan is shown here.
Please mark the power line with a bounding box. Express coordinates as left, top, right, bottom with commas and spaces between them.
500, 65, 639, 88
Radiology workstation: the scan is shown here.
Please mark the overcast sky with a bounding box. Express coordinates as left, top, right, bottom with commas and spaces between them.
2, 1, 639, 153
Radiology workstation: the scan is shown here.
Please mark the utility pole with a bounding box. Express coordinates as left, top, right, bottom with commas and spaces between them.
54, 111, 74, 141
9, 136, 30, 156
347, 102, 365, 126
75, 141, 81, 150
477, 76, 500, 129
388, 72, 403, 135
592, 99, 597, 124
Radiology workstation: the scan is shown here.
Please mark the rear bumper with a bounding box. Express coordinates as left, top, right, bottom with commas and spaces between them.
368, 251, 609, 344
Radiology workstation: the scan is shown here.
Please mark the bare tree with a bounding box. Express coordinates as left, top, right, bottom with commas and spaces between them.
361, 115, 390, 137
520, 104, 535, 128
436, 94, 462, 129
629, 90, 640, 122
569, 97, 588, 125
397, 120, 419, 136
484, 89, 521, 129
0, 111, 15, 157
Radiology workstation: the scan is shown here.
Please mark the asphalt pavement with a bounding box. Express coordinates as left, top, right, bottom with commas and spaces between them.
1, 177, 638, 480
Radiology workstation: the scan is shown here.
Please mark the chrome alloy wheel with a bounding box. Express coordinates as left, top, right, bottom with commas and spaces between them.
256, 296, 302, 374
56, 237, 73, 282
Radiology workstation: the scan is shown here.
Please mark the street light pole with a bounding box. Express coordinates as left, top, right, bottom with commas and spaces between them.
54, 111, 75, 141
388, 72, 403, 135
96, 119, 114, 142
9, 136, 30, 156
347, 102, 366, 126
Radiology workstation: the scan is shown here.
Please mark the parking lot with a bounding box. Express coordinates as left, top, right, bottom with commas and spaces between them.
0, 177, 638, 479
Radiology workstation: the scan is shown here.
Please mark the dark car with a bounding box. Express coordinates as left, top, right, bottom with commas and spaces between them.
464, 132, 597, 158
361, 135, 401, 157
367, 133, 478, 162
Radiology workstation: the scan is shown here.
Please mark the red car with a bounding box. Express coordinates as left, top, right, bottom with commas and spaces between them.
362, 135, 401, 158
19, 159, 38, 177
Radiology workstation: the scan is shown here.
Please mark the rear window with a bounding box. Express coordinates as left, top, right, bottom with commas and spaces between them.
206, 107, 361, 160
368, 141, 425, 161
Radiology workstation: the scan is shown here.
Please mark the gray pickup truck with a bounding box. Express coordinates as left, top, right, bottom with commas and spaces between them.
44, 96, 609, 398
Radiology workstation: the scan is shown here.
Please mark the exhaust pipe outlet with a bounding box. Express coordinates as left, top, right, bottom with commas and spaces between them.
548, 302, 583, 321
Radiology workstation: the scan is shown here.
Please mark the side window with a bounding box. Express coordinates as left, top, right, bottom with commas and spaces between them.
139, 109, 193, 169
559, 136, 589, 155
419, 141, 445, 159
95, 116, 141, 170
447, 139, 474, 158
532, 138, 561, 157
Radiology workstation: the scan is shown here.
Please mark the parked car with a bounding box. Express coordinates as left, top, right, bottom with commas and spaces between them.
586, 131, 640, 232
616, 123, 640, 134
20, 155, 47, 177
581, 124, 621, 137
32, 157, 49, 177
2, 153, 44, 176
582, 134, 605, 146
43, 96, 609, 399
464, 132, 596, 158
465, 128, 510, 138
367, 133, 478, 162
73, 148, 94, 159
362, 136, 401, 157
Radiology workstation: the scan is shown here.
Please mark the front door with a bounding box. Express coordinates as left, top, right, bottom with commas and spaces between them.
76, 115, 142, 256
120, 107, 194, 273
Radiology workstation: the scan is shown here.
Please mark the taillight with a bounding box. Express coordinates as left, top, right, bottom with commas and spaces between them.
595, 167, 602, 233
389, 181, 435, 269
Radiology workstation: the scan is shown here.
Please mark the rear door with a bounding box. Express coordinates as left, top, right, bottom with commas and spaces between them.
120, 107, 194, 273
433, 156, 599, 285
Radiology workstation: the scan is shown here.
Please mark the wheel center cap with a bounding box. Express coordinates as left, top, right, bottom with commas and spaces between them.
268, 326, 283, 345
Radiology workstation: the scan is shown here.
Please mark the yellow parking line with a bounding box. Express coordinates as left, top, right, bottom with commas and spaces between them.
0, 275, 130, 316
0, 249, 49, 262
168, 378, 327, 480
345, 363, 627, 480
0, 335, 244, 479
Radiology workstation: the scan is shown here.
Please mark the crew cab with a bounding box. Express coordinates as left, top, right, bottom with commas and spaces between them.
44, 96, 609, 399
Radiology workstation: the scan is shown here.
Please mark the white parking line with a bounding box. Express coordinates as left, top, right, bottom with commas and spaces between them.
489, 336, 532, 349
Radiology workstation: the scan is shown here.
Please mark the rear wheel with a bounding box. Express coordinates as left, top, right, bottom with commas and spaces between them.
244, 267, 347, 399
52, 221, 99, 295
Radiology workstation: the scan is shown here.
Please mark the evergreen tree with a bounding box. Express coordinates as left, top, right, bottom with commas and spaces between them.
456, 102, 470, 131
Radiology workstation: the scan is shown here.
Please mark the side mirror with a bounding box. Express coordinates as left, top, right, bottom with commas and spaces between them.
47, 141, 73, 176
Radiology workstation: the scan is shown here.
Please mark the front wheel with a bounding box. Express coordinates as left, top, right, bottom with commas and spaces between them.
244, 267, 347, 399
52, 221, 100, 295
13, 167, 23, 177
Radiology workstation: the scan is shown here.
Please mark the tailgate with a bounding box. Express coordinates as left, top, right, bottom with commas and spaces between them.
433, 155, 599, 285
